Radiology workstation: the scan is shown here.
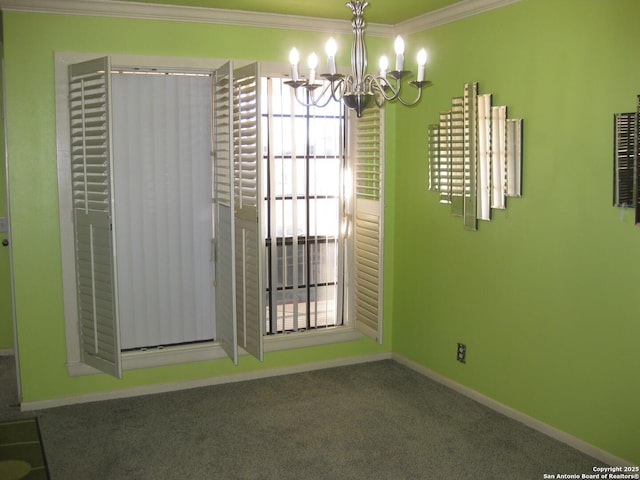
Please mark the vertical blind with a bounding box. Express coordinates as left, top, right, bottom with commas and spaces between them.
111, 71, 214, 350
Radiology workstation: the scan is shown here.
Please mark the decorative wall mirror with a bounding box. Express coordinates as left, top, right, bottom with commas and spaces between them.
428, 82, 523, 231
613, 95, 640, 225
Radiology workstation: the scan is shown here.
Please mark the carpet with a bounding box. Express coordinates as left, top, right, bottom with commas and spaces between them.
0, 418, 49, 480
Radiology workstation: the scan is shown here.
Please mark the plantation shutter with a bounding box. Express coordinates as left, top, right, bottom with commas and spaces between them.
213, 61, 238, 364
69, 57, 122, 378
349, 107, 384, 343
233, 63, 263, 361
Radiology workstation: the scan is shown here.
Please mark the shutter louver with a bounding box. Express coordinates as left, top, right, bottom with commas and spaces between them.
213, 62, 238, 364
233, 63, 263, 361
351, 107, 384, 343
69, 57, 122, 378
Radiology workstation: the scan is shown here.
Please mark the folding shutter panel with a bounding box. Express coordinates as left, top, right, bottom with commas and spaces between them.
350, 107, 384, 343
69, 57, 122, 378
233, 63, 263, 361
213, 61, 238, 364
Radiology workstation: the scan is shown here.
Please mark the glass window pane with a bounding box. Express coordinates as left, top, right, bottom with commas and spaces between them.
309, 157, 340, 196
263, 77, 344, 334
309, 198, 340, 236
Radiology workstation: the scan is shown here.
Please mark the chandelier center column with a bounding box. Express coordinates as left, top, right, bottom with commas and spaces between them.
347, 1, 368, 94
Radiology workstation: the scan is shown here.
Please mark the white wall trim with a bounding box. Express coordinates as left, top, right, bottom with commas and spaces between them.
0, 0, 521, 37
394, 0, 522, 35
0, 0, 392, 37
393, 354, 635, 467
66, 327, 366, 376
22, 352, 392, 411
0, 348, 14, 356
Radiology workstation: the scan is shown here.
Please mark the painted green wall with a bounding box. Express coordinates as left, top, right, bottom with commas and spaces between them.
5, 0, 640, 467
392, 0, 640, 465
0, 42, 12, 352
1, 12, 391, 403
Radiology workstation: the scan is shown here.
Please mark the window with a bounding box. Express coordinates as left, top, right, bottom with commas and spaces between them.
55, 53, 384, 378
262, 77, 345, 335
111, 69, 215, 352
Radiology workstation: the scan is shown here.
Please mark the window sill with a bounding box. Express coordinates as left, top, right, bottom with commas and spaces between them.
263, 327, 363, 352
66, 326, 364, 376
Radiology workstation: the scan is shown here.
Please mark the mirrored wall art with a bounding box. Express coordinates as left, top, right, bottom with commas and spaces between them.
613, 95, 640, 225
428, 82, 523, 231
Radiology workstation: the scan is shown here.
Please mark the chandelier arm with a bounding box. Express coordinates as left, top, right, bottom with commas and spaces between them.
312, 85, 339, 108
394, 85, 424, 107
330, 78, 346, 102
291, 82, 334, 108
368, 75, 400, 102
292, 86, 315, 107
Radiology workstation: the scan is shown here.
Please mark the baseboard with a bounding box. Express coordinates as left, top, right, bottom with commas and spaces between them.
21, 352, 392, 411
392, 354, 634, 467
0, 349, 14, 356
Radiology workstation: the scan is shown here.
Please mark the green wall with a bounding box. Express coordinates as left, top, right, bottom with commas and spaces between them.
1, 11, 391, 403
0, 40, 12, 352
4, 0, 640, 467
392, 0, 640, 465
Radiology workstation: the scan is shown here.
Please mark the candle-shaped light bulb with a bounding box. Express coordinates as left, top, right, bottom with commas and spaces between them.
325, 37, 337, 75
289, 48, 300, 82
308, 52, 318, 84
416, 49, 427, 82
379, 55, 389, 78
394, 36, 405, 71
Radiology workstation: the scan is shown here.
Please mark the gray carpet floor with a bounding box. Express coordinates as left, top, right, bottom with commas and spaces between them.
0, 355, 22, 422
1, 357, 605, 479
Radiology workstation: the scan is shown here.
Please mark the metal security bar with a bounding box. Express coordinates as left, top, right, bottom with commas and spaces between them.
262, 77, 345, 334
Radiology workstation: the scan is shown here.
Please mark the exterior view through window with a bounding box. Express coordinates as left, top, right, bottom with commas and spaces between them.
261, 78, 346, 334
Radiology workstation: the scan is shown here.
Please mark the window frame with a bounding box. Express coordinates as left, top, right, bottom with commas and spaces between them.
262, 76, 346, 336
55, 54, 375, 377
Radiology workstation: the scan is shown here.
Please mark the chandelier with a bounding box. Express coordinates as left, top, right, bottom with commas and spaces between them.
285, 1, 431, 118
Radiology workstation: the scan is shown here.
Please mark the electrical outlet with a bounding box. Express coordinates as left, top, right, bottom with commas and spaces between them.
457, 343, 466, 363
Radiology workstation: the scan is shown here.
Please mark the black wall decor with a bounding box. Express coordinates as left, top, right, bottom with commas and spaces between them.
613, 95, 640, 225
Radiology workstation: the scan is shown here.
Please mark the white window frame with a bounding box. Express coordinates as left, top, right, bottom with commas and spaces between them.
55, 54, 376, 377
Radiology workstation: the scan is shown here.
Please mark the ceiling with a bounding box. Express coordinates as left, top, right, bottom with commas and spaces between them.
116, 0, 463, 25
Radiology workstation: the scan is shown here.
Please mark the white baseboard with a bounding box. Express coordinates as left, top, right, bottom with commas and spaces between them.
0, 349, 14, 356
392, 353, 634, 467
21, 352, 392, 411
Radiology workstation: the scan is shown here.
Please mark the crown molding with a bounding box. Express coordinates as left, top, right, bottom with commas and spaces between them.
394, 0, 522, 35
0, 0, 521, 37
0, 0, 393, 37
